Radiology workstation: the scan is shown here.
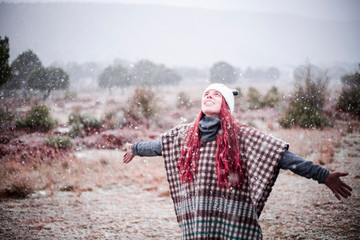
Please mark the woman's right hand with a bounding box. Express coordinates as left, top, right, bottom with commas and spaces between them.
123, 143, 135, 164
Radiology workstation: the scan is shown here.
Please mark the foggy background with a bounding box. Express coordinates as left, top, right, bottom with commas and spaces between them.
1, 0, 359, 69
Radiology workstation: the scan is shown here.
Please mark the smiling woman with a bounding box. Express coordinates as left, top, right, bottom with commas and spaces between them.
202, 83, 238, 115
201, 89, 222, 118
122, 83, 352, 239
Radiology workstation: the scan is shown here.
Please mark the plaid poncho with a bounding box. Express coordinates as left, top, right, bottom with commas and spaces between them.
161, 123, 289, 240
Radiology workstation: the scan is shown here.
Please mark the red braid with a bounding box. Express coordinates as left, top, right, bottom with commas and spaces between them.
178, 98, 244, 188
215, 100, 244, 188
177, 111, 203, 183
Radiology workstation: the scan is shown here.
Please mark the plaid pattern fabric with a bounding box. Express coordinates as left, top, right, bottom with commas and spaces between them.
239, 126, 289, 216
161, 124, 289, 240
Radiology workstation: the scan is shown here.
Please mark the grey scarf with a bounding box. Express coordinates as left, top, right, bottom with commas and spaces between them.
198, 116, 221, 142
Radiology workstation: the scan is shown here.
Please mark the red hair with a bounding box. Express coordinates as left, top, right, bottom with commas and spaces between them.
177, 98, 244, 188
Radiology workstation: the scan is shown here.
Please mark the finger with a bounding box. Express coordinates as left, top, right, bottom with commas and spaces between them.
123, 153, 134, 164
124, 157, 131, 164
342, 182, 353, 192
340, 186, 352, 197
334, 191, 341, 200
123, 153, 130, 163
124, 154, 133, 163
337, 172, 349, 177
337, 188, 349, 199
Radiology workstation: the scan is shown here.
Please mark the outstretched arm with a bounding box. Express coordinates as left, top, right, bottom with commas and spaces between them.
324, 172, 352, 200
280, 150, 352, 200
279, 150, 329, 183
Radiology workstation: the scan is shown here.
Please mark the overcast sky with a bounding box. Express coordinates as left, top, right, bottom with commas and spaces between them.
106, 0, 360, 21
4, 0, 360, 21
1, 0, 359, 68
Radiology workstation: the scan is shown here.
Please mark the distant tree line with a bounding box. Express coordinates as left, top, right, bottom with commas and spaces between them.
1, 35, 359, 123
209, 61, 281, 83
97, 60, 282, 90
0, 36, 279, 97
242, 66, 280, 81
97, 59, 182, 91
0, 36, 69, 99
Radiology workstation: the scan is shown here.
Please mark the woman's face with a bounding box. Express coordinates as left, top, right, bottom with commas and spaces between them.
201, 89, 222, 118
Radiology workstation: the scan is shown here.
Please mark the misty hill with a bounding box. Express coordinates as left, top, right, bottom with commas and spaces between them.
0, 2, 359, 69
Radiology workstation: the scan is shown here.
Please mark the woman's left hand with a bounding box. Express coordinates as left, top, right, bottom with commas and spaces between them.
123, 143, 135, 164
324, 172, 352, 200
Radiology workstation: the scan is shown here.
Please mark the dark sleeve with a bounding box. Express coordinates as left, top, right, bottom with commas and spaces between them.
131, 140, 162, 157
279, 150, 329, 183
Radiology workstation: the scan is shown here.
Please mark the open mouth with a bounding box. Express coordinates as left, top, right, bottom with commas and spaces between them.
204, 100, 215, 105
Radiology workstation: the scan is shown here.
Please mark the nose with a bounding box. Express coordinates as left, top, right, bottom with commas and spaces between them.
206, 93, 214, 99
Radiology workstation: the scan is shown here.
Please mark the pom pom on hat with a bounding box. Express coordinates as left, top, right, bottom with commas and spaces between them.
203, 83, 237, 114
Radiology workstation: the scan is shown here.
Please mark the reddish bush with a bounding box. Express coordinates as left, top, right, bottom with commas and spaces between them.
72, 128, 143, 150
0, 133, 71, 163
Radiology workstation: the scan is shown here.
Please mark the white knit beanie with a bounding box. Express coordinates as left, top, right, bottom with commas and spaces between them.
202, 83, 237, 114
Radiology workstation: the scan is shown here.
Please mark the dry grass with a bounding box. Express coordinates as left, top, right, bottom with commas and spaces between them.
0, 157, 73, 198
0, 150, 168, 200
271, 127, 341, 166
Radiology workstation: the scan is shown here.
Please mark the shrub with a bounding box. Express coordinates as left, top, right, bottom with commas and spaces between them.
278, 103, 329, 128
263, 86, 281, 108
336, 64, 360, 118
0, 182, 33, 198
68, 123, 85, 138
68, 111, 82, 125
246, 86, 281, 110
68, 111, 102, 138
247, 87, 264, 110
279, 63, 330, 129
16, 103, 57, 132
82, 115, 102, 129
125, 85, 158, 128
103, 110, 127, 129
68, 111, 84, 138
45, 134, 73, 149
177, 91, 193, 108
